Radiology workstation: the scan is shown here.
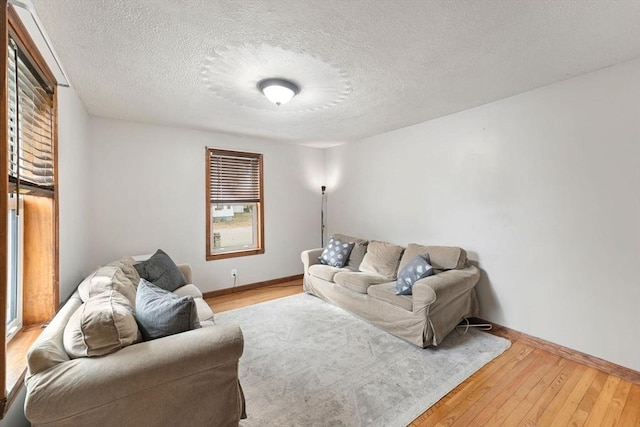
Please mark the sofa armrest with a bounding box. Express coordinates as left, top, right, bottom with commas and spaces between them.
301, 248, 323, 273
25, 324, 243, 424
412, 266, 480, 313
177, 264, 193, 283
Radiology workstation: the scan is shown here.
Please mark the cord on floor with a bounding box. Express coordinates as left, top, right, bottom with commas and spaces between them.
456, 318, 493, 335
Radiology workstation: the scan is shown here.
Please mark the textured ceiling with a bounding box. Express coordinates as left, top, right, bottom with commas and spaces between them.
31, 0, 640, 146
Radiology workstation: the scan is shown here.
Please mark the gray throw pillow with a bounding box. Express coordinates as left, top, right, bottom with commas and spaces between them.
135, 279, 201, 340
396, 254, 434, 295
134, 249, 186, 292
319, 236, 355, 268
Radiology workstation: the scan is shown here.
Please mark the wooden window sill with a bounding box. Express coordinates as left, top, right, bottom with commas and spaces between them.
5, 324, 45, 412
207, 248, 265, 261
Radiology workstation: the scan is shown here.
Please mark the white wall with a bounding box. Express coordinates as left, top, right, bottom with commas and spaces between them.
57, 85, 92, 301
325, 58, 640, 371
88, 118, 323, 292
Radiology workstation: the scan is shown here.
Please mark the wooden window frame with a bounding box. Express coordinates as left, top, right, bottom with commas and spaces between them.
1, 2, 59, 416
205, 148, 264, 261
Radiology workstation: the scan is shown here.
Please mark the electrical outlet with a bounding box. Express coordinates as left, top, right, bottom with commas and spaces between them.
231, 269, 238, 278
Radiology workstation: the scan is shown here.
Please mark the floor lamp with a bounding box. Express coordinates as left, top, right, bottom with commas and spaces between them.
321, 186, 326, 247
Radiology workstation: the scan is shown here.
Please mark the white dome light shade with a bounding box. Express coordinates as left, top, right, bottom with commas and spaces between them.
258, 78, 300, 105
262, 85, 295, 105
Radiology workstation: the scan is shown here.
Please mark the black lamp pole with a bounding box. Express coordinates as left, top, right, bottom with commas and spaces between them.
321, 186, 326, 247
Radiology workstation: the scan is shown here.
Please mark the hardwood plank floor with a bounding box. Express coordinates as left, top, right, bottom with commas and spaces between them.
205, 280, 302, 313
206, 280, 640, 426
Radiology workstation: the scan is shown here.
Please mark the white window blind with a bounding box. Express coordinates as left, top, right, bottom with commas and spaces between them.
7, 36, 55, 196
208, 150, 262, 204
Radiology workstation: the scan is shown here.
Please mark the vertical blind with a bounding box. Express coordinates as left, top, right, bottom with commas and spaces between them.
7, 36, 55, 196
208, 149, 262, 204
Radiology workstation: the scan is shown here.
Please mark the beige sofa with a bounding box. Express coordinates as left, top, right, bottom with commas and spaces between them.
24, 264, 246, 427
302, 234, 480, 347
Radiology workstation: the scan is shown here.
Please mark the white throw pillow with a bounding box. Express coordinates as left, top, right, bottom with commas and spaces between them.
63, 290, 140, 358
78, 265, 137, 305
106, 256, 140, 287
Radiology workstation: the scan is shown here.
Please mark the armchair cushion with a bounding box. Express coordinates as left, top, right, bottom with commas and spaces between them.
134, 249, 186, 292
136, 279, 200, 340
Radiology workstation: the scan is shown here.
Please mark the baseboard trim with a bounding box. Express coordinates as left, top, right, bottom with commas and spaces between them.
203, 274, 303, 299
471, 317, 640, 385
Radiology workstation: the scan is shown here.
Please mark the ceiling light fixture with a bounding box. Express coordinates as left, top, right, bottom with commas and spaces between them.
258, 78, 300, 106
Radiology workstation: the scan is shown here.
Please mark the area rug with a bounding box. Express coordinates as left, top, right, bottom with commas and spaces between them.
216, 293, 510, 427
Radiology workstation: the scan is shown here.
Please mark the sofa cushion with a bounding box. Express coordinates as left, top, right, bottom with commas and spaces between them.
173, 284, 203, 299
105, 256, 140, 287
308, 264, 349, 282
359, 241, 405, 279
367, 283, 413, 311
333, 233, 369, 270
396, 254, 434, 295
399, 244, 467, 272
63, 290, 140, 358
78, 265, 137, 305
334, 271, 390, 294
194, 297, 215, 323
171, 287, 212, 325
134, 249, 187, 292
136, 279, 201, 340
319, 236, 355, 268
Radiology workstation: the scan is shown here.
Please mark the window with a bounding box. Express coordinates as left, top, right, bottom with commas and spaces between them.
5, 26, 55, 342
1, 2, 59, 415
206, 148, 264, 260
5, 30, 55, 345
6, 196, 23, 341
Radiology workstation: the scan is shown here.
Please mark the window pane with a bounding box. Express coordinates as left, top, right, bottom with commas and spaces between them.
6, 206, 19, 327
210, 203, 258, 252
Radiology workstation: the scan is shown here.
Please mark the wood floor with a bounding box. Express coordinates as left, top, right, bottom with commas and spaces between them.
206, 281, 640, 427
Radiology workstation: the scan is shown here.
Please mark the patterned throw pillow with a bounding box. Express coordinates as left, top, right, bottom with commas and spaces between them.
396, 254, 434, 295
319, 237, 355, 268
